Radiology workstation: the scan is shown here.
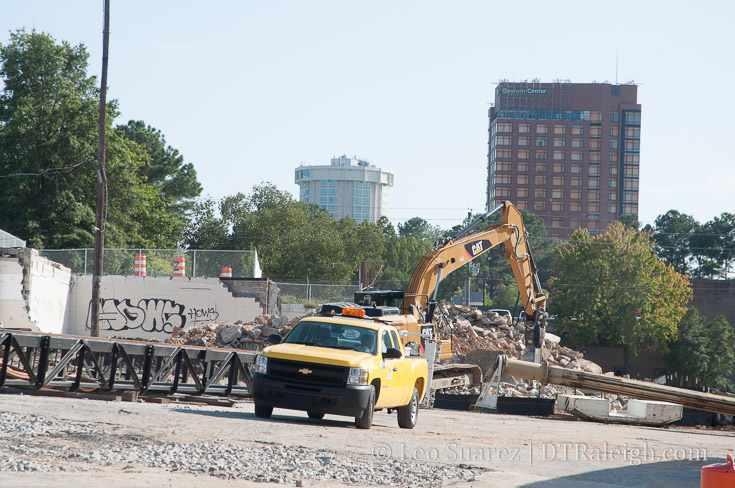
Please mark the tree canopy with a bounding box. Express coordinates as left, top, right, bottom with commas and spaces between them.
549, 222, 692, 360
0, 30, 199, 249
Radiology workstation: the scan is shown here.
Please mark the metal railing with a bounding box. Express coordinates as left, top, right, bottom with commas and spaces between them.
39, 249, 260, 279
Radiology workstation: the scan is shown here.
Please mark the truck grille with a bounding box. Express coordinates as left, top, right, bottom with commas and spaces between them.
267, 358, 348, 387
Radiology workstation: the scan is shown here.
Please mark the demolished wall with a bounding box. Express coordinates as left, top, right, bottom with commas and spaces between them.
0, 248, 71, 333
64, 275, 271, 340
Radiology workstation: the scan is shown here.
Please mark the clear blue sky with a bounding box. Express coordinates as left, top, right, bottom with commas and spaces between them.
2, 1, 734, 229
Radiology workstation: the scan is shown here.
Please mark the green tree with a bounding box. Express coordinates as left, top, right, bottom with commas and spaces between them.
116, 120, 202, 214
0, 30, 196, 249
549, 222, 692, 362
398, 217, 443, 242
646, 210, 698, 275
669, 308, 735, 391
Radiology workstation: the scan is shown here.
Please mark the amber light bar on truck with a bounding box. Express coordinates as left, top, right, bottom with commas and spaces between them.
341, 308, 366, 318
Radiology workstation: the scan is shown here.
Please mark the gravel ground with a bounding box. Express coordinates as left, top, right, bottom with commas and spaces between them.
0, 410, 484, 486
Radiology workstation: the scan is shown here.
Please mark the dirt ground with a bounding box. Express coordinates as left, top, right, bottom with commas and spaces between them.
0, 393, 732, 487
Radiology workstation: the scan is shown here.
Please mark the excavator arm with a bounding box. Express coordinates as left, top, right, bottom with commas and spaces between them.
402, 201, 548, 333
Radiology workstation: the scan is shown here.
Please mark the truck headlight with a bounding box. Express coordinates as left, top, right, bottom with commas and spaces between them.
254, 355, 268, 374
347, 367, 369, 385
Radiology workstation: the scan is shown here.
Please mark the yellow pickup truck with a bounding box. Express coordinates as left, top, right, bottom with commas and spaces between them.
251, 305, 429, 429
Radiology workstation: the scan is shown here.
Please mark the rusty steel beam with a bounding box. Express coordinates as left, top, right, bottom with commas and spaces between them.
494, 355, 735, 416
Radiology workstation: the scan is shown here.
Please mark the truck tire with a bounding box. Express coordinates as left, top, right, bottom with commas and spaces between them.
254, 404, 273, 418
355, 386, 375, 429
307, 411, 325, 420
397, 388, 419, 429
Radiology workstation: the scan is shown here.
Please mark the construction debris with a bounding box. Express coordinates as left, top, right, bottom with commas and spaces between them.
164, 313, 311, 350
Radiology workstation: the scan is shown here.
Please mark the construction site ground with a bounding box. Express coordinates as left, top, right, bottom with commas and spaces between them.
0, 393, 730, 488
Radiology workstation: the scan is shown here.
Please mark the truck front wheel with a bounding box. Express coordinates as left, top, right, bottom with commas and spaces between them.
397, 388, 419, 429
355, 386, 375, 429
254, 404, 273, 418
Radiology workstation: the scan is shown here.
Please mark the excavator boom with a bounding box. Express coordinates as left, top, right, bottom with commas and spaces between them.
402, 201, 547, 322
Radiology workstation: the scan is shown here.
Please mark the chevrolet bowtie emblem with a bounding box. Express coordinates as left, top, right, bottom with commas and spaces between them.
298, 368, 313, 375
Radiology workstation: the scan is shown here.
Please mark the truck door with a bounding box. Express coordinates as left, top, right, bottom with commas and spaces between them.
389, 329, 411, 405
376, 329, 401, 407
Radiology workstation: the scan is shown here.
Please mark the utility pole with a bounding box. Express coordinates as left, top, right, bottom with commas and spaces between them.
91, 0, 110, 337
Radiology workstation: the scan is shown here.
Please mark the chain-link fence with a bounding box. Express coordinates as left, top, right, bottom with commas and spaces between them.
277, 282, 360, 304
39, 249, 260, 278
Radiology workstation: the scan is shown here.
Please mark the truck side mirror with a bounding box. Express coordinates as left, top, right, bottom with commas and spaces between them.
383, 347, 402, 359
267, 334, 282, 344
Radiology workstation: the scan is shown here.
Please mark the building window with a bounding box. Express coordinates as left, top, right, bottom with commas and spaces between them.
497, 148, 512, 158
588, 203, 600, 214
498, 136, 512, 145
611, 112, 620, 122
519, 123, 530, 133
554, 125, 566, 135
535, 149, 547, 159
517, 200, 528, 209
571, 164, 582, 174
609, 166, 618, 175
609, 179, 617, 188
589, 190, 600, 201
300, 169, 310, 179
517, 187, 529, 197
589, 140, 601, 150
320, 180, 337, 187
625, 127, 641, 139
609, 152, 618, 162
552, 202, 564, 212
589, 178, 600, 189
570, 218, 580, 228
552, 189, 564, 199
518, 149, 530, 159
535, 175, 547, 185
536, 136, 548, 147
536, 124, 548, 134
518, 162, 529, 172
495, 174, 511, 184
496, 187, 511, 197
624, 166, 639, 176
535, 188, 546, 198
553, 150, 565, 160
608, 204, 617, 213
590, 152, 601, 162
518, 136, 530, 146
624, 179, 639, 190
570, 203, 582, 212
608, 192, 617, 201
589, 165, 600, 176
534, 201, 546, 211
610, 126, 619, 137
572, 125, 584, 135
535, 162, 547, 172
553, 163, 565, 173
624, 112, 641, 124
625, 140, 640, 151
570, 151, 582, 161
589, 126, 602, 137
517, 175, 529, 185
551, 217, 563, 228
624, 154, 640, 164
571, 177, 582, 187
570, 189, 582, 199
610, 139, 619, 149
554, 139, 566, 148
552, 176, 564, 186
497, 161, 512, 171
571, 138, 584, 148
497, 123, 512, 132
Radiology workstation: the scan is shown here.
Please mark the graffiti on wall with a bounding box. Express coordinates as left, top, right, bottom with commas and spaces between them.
86, 298, 189, 333
187, 307, 220, 323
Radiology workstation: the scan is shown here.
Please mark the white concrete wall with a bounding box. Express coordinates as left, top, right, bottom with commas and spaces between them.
65, 275, 263, 340
0, 250, 71, 333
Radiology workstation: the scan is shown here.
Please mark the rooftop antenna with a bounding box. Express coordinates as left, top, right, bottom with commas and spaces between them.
615, 50, 619, 84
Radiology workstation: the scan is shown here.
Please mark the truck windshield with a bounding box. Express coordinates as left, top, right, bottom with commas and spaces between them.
283, 320, 377, 354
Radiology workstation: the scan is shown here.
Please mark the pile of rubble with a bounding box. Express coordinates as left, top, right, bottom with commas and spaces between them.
436, 304, 609, 401
164, 314, 309, 350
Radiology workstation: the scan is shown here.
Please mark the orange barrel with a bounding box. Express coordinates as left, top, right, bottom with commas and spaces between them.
220, 267, 233, 278
173, 255, 186, 277
134, 253, 147, 276
701, 454, 735, 487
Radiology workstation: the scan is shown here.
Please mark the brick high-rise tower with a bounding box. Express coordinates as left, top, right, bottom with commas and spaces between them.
487, 81, 641, 240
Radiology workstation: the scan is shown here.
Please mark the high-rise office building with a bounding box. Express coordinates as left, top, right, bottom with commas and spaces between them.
295, 155, 394, 222
487, 81, 641, 240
